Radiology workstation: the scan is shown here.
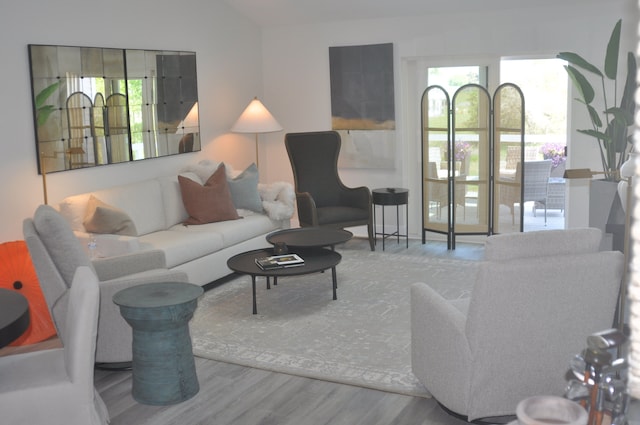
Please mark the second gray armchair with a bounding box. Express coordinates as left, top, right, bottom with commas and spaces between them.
285, 131, 374, 250
23, 204, 188, 365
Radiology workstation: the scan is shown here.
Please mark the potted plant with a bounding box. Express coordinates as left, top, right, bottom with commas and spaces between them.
557, 19, 636, 182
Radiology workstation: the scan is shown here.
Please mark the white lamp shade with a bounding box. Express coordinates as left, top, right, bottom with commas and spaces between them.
176, 102, 199, 133
231, 97, 282, 134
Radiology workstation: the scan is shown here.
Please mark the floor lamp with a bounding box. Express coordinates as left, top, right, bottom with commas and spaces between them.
176, 102, 199, 153
230, 97, 283, 170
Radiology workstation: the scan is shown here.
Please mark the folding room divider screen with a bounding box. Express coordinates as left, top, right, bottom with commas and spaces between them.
421, 83, 525, 249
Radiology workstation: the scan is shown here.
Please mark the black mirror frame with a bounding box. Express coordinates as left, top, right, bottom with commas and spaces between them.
28, 44, 200, 174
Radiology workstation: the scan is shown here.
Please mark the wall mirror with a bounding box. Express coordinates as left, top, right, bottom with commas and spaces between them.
28, 44, 200, 174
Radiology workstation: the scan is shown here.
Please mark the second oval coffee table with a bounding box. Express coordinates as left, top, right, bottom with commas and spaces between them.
227, 247, 341, 314
266, 227, 353, 250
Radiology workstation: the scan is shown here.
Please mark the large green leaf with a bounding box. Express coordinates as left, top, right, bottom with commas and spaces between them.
565, 65, 595, 104
604, 19, 622, 80
36, 105, 55, 126
35, 81, 61, 109
605, 106, 633, 126
605, 117, 629, 153
557, 52, 603, 77
586, 104, 603, 127
578, 128, 609, 141
620, 52, 637, 116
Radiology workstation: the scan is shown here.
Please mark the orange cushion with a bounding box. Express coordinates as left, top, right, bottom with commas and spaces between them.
0, 241, 56, 346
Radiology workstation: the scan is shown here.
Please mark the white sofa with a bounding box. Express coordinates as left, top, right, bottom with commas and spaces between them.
55, 163, 294, 286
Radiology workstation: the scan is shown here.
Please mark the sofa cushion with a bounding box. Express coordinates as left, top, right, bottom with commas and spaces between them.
157, 173, 200, 228
137, 230, 225, 268
172, 214, 279, 247
227, 163, 263, 212
83, 195, 137, 236
61, 179, 166, 236
178, 164, 240, 225
93, 180, 166, 236
58, 193, 92, 232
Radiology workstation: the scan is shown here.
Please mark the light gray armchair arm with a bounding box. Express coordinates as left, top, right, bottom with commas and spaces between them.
411, 283, 472, 416
92, 249, 168, 281
95, 267, 188, 364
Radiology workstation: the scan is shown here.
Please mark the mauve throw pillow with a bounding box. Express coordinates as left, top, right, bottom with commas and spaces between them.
227, 163, 263, 212
179, 163, 240, 225
83, 195, 137, 236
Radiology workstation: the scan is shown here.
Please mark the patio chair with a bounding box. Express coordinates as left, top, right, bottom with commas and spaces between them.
500, 160, 552, 224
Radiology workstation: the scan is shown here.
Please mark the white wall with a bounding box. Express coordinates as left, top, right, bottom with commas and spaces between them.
1, 0, 636, 244
259, 0, 638, 239
0, 0, 263, 242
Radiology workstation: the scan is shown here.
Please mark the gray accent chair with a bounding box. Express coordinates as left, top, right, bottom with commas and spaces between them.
501, 160, 553, 224
0, 267, 109, 424
411, 228, 624, 421
285, 131, 374, 250
23, 204, 188, 364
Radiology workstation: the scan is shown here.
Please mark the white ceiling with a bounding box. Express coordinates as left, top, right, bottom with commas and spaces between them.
221, 0, 564, 27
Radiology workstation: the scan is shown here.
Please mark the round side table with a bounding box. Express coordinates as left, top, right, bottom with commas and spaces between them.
372, 188, 409, 250
0, 289, 30, 348
113, 282, 203, 405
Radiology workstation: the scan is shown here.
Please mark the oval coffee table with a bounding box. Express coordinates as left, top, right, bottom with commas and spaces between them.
227, 247, 341, 314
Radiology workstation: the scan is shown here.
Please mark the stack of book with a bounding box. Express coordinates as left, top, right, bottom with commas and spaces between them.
255, 253, 305, 270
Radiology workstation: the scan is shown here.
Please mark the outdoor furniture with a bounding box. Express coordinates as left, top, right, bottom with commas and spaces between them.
500, 160, 552, 224
285, 131, 374, 251
537, 177, 565, 215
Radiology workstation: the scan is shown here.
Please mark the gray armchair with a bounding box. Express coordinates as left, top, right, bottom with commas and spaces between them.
285, 131, 374, 250
23, 205, 188, 365
411, 228, 624, 421
0, 266, 109, 424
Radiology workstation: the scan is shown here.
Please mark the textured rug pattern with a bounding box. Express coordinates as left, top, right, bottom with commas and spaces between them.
190, 249, 477, 397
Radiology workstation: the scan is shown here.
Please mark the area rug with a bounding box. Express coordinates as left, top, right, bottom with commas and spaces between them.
190, 249, 478, 397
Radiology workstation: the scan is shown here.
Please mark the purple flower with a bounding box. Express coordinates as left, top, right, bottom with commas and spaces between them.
539, 143, 566, 168
455, 141, 472, 161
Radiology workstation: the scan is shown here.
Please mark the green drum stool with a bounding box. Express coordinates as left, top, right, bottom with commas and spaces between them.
113, 282, 203, 405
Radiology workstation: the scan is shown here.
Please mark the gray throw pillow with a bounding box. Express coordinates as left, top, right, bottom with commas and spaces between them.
227, 163, 263, 212
33, 205, 95, 286
83, 195, 138, 236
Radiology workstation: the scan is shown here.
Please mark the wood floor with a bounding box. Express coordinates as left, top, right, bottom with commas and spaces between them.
94, 236, 483, 425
